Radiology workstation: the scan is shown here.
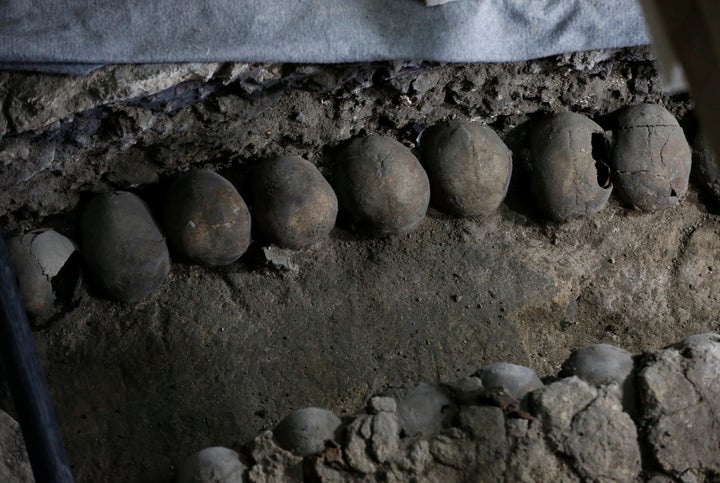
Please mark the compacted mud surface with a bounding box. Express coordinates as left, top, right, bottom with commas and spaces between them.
1, 48, 718, 482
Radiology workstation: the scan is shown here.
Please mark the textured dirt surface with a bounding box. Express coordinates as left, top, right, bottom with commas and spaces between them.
1, 48, 718, 482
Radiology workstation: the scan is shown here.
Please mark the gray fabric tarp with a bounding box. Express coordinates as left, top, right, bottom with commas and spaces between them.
0, 0, 649, 73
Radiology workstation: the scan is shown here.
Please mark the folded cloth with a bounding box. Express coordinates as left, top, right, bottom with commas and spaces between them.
0, 0, 648, 73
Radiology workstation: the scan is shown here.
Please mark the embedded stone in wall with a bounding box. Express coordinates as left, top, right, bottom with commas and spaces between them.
639, 334, 720, 479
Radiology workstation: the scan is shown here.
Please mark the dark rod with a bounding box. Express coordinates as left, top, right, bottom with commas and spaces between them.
0, 231, 74, 483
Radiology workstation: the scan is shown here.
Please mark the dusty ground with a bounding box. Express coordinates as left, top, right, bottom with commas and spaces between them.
1, 48, 718, 482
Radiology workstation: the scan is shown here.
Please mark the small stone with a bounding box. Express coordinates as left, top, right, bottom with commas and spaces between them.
370, 412, 401, 463
177, 447, 245, 483
420, 120, 512, 217
475, 362, 543, 401
444, 376, 484, 405
611, 103, 691, 211
163, 169, 251, 266
8, 229, 81, 321
261, 246, 299, 273
530, 112, 612, 221
344, 415, 377, 474
81, 191, 170, 302
334, 136, 430, 237
380, 383, 455, 437
273, 407, 342, 457
368, 396, 397, 414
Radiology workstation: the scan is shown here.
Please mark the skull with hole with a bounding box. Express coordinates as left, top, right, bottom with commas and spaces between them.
530, 112, 613, 222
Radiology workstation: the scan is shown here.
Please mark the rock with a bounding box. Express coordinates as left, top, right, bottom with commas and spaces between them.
272, 407, 342, 457
249, 430, 303, 482
457, 405, 506, 443
105, 150, 159, 188
611, 103, 691, 211
260, 246, 299, 273
530, 112, 612, 221
4, 63, 223, 135
562, 389, 641, 481
504, 421, 577, 483
560, 343, 635, 412
0, 137, 57, 187
532, 376, 597, 433
344, 415, 377, 474
428, 429, 477, 471
456, 405, 508, 482
420, 119, 512, 217
444, 376, 484, 405
81, 191, 170, 302
7, 228, 81, 321
177, 447, 245, 483
163, 170, 251, 266
387, 439, 432, 477
693, 132, 720, 203
334, 136, 430, 236
368, 396, 397, 414
475, 362, 543, 401
675, 332, 720, 349
0, 410, 33, 482
251, 155, 338, 249
381, 383, 455, 437
639, 336, 720, 478
532, 377, 641, 482
370, 411, 401, 463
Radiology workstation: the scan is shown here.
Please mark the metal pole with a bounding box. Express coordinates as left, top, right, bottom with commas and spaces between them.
0, 231, 74, 483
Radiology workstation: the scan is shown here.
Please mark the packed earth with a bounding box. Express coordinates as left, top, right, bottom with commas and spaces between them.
1, 47, 720, 482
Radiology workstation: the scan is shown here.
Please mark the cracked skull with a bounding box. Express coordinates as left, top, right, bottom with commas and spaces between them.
611, 103, 691, 211
8, 229, 81, 321
530, 112, 612, 222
